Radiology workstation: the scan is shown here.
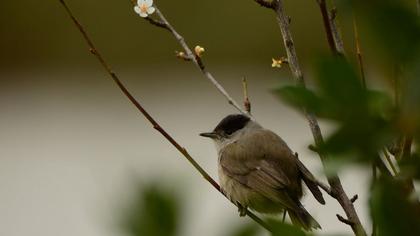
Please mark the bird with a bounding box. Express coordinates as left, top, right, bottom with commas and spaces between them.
200, 114, 325, 230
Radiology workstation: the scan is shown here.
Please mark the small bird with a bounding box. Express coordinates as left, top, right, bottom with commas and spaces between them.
200, 114, 325, 230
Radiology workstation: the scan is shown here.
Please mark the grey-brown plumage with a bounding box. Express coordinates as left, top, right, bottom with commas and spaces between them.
200, 114, 325, 230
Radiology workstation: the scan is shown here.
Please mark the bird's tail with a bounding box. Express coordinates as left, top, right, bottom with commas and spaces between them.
288, 207, 321, 231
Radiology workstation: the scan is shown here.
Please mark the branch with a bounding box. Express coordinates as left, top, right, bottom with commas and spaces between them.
350, 194, 358, 203
256, 1, 367, 235
254, 0, 277, 9
145, 16, 169, 30
316, 0, 345, 56
130, 1, 247, 115
315, 179, 333, 196
382, 149, 398, 175
58, 0, 270, 232
337, 214, 354, 226
352, 17, 366, 87
242, 77, 251, 114
371, 164, 377, 236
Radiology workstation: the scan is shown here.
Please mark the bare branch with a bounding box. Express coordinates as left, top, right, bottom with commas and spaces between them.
242, 77, 251, 114
337, 214, 354, 226
256, 1, 367, 235
316, 0, 345, 56
402, 136, 413, 160
254, 0, 277, 9
58, 0, 269, 232
371, 164, 378, 236
145, 16, 169, 30
308, 144, 319, 153
352, 16, 366, 87
350, 194, 359, 203
315, 179, 333, 196
153, 7, 246, 113
382, 149, 398, 175
130, 0, 247, 115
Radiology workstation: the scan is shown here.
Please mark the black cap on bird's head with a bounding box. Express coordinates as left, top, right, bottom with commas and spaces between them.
200, 114, 251, 139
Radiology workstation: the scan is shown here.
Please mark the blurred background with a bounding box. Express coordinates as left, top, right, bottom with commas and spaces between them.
1, 0, 419, 235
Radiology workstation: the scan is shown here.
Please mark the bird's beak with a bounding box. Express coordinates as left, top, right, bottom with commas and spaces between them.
199, 132, 218, 139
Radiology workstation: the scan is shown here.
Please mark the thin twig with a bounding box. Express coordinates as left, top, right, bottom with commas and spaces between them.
316, 0, 345, 56
130, 1, 247, 115
337, 214, 354, 226
352, 16, 366, 88
254, 0, 277, 9
402, 136, 413, 160
242, 77, 251, 114
350, 194, 358, 203
58, 0, 270, 232
255, 1, 367, 235
374, 154, 393, 177
371, 164, 377, 236
145, 16, 169, 30
315, 179, 333, 196
382, 149, 398, 175
353, 17, 379, 236
399, 136, 415, 196
329, 1, 345, 55
153, 7, 246, 114
282, 210, 287, 223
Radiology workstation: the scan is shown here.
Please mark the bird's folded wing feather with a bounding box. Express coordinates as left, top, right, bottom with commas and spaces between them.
220, 145, 300, 211
295, 158, 326, 204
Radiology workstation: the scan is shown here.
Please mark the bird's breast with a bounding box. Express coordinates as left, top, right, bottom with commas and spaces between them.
218, 165, 252, 205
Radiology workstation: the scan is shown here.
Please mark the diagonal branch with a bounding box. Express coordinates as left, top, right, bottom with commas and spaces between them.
254, 0, 277, 9
58, 0, 270, 232
316, 0, 345, 56
254, 0, 367, 235
154, 8, 246, 114
130, 1, 247, 115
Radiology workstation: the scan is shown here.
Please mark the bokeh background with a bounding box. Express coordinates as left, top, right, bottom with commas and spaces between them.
2, 0, 418, 235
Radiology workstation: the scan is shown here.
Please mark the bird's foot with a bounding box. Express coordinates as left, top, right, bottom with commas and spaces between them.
238, 205, 248, 217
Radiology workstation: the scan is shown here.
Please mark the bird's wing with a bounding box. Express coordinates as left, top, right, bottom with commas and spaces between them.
220, 141, 300, 211
295, 157, 326, 204
243, 128, 326, 205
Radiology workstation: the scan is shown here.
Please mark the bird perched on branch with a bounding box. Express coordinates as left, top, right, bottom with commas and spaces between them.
200, 114, 325, 230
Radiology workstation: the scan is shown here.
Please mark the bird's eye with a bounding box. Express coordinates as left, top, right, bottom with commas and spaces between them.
224, 130, 234, 135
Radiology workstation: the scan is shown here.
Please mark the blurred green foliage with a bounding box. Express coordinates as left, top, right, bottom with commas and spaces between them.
276, 57, 395, 161
268, 219, 308, 236
121, 183, 310, 236
226, 224, 261, 236
370, 177, 420, 236
122, 185, 180, 236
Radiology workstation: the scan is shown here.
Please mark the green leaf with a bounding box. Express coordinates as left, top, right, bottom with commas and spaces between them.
354, 0, 420, 63
227, 223, 260, 236
122, 185, 180, 236
316, 57, 365, 106
274, 86, 323, 114
321, 117, 394, 161
267, 219, 308, 236
370, 177, 420, 236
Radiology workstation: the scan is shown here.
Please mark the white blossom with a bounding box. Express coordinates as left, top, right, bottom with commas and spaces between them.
134, 0, 155, 18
